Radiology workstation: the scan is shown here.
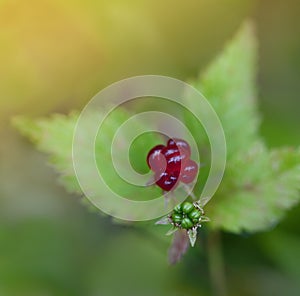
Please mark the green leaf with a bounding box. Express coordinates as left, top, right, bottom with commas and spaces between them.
187, 21, 260, 160
13, 108, 162, 202
188, 21, 300, 232
13, 112, 82, 193
207, 144, 300, 232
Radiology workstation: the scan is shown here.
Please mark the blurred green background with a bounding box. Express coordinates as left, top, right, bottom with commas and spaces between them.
1, 0, 300, 295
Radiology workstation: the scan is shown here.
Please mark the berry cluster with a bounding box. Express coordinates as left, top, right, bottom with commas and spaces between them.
147, 138, 198, 191
170, 201, 203, 229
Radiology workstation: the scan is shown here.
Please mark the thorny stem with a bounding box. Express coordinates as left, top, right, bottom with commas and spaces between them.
207, 231, 227, 296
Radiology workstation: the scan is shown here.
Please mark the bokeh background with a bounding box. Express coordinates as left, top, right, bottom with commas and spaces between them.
1, 0, 300, 295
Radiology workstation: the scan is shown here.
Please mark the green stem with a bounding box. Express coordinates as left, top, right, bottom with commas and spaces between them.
207, 230, 227, 296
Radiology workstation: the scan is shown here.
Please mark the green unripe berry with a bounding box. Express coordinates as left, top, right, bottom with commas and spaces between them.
173, 204, 182, 214
171, 213, 182, 224
181, 217, 193, 229
188, 209, 201, 221
192, 218, 200, 224
182, 202, 194, 214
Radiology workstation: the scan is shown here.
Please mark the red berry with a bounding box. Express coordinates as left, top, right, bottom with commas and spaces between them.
146, 145, 166, 172
167, 138, 191, 158
180, 159, 198, 184
162, 146, 188, 173
148, 139, 197, 191
155, 171, 179, 191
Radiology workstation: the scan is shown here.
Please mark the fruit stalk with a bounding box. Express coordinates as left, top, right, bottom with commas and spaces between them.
207, 231, 227, 296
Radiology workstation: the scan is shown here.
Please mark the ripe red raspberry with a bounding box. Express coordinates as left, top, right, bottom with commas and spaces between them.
155, 170, 180, 191
167, 138, 191, 158
146, 145, 166, 172
180, 159, 198, 184
162, 146, 188, 173
147, 138, 198, 191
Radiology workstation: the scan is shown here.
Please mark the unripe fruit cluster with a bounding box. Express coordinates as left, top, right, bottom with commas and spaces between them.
170, 201, 202, 229
147, 138, 198, 191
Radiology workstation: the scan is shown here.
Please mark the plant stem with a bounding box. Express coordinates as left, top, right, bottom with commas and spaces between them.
207, 230, 227, 296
